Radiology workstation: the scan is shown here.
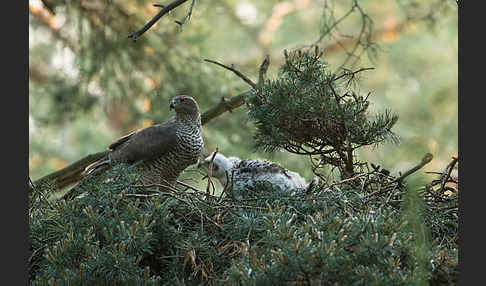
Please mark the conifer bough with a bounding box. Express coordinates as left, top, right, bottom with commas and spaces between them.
246, 47, 399, 179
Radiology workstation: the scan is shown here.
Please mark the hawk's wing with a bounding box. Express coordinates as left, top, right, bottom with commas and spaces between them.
108, 130, 138, 151
109, 118, 178, 163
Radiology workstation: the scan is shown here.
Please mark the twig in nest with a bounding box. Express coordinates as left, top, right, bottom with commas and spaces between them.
174, 0, 196, 31
125, 193, 160, 198
128, 0, 190, 41
28, 244, 48, 274
324, 173, 368, 190
132, 178, 183, 194
206, 148, 218, 200
363, 153, 434, 203
176, 180, 203, 193
439, 157, 458, 193
218, 171, 231, 203
132, 181, 202, 206
391, 153, 433, 184
203, 59, 256, 89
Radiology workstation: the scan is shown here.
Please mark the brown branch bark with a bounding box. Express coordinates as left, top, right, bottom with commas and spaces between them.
200, 90, 252, 125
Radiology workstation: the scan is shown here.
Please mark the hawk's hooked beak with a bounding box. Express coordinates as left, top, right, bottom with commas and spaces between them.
169, 101, 175, 110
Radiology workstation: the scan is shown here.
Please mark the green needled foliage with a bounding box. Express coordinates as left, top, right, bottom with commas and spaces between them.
29, 161, 457, 285
246, 47, 399, 179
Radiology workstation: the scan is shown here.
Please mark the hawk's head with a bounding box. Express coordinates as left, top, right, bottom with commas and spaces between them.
170, 95, 200, 116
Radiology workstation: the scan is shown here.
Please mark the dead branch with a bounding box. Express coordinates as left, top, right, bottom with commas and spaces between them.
128, 0, 190, 41
257, 55, 270, 90
205, 148, 218, 200
176, 180, 203, 193
439, 157, 458, 192
200, 90, 252, 125
363, 153, 434, 203
203, 59, 256, 89
392, 153, 433, 184
174, 0, 196, 31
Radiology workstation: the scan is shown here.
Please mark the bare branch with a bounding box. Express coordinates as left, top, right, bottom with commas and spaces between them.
314, 2, 357, 45
392, 153, 434, 184
176, 180, 203, 193
257, 54, 270, 90
206, 148, 218, 200
128, 0, 189, 41
174, 0, 196, 32
201, 91, 252, 125
439, 157, 458, 193
203, 59, 256, 89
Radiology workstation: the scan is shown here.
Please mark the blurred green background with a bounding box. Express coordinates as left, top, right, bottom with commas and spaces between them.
29, 0, 457, 190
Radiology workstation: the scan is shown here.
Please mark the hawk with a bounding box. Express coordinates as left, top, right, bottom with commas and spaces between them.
82, 95, 204, 191
198, 152, 318, 199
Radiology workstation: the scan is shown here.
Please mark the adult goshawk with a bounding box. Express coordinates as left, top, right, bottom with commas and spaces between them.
84, 95, 204, 191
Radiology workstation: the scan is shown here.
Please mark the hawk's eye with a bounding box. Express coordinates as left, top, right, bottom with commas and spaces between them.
180, 98, 187, 103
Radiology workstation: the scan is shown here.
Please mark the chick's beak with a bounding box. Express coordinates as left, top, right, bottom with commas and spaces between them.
169, 101, 175, 110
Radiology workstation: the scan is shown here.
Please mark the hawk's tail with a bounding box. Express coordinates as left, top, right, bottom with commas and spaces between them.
61, 157, 110, 201
83, 157, 111, 176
